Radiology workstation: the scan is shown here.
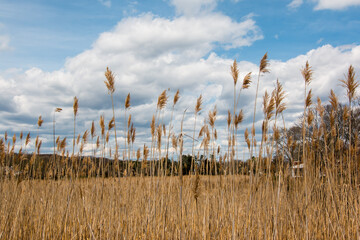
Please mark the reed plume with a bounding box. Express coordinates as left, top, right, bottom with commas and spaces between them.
37, 115, 43, 128
231, 60, 239, 86
259, 53, 269, 74
157, 90, 168, 110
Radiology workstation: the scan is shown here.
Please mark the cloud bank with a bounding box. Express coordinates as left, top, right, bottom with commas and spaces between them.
0, 9, 359, 158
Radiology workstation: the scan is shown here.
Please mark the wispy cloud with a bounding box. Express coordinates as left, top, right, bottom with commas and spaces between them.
98, 0, 111, 8
287, 0, 303, 9
170, 0, 218, 16
0, 35, 11, 51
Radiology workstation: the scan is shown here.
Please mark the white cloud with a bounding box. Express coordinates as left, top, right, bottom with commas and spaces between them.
287, 0, 303, 9
170, 0, 218, 16
98, 0, 111, 8
0, 35, 10, 51
316, 38, 323, 44
314, 0, 360, 10
1, 9, 359, 157
0, 11, 263, 155
288, 0, 360, 10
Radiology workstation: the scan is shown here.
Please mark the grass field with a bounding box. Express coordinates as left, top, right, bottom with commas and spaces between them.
0, 174, 359, 239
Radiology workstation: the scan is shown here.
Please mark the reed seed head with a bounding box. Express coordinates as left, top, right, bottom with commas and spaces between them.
25, 132, 30, 146
157, 90, 168, 110
128, 114, 132, 129
235, 109, 244, 127
329, 89, 338, 111
275, 79, 286, 115
340, 65, 358, 102
60, 137, 67, 150
307, 109, 314, 125
136, 148, 141, 161
91, 121, 96, 138
316, 97, 324, 118
100, 115, 105, 136
131, 124, 136, 143
173, 89, 180, 106
73, 96, 78, 117
76, 134, 81, 145
195, 94, 203, 114
306, 89, 313, 108
151, 115, 155, 137
37, 140, 42, 154
108, 117, 115, 131
82, 130, 89, 144
143, 144, 149, 161
106, 131, 109, 143
242, 72, 252, 89
301, 61, 313, 86
157, 125, 162, 149
208, 106, 217, 128
125, 93, 131, 109
231, 59, 239, 86
227, 110, 231, 128
104, 67, 115, 94
37, 115, 44, 127
96, 136, 100, 149
260, 52, 270, 74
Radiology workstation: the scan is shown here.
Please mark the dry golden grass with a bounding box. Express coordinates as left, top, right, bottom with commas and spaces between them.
0, 173, 359, 239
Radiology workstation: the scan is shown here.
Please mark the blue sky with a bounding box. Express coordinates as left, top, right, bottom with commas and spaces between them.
0, 0, 360, 157
1, 0, 359, 70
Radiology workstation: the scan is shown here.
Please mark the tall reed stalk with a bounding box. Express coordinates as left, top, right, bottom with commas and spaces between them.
340, 65, 359, 183
124, 93, 130, 176
250, 53, 269, 162
165, 90, 180, 176
191, 95, 202, 175
104, 67, 119, 176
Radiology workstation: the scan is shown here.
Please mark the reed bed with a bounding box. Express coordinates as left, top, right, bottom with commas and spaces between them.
0, 174, 359, 239
0, 54, 360, 239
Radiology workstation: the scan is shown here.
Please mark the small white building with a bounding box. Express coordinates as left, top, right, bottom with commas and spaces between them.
291, 162, 304, 178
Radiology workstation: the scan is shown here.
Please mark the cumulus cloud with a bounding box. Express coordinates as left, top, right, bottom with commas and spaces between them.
314, 0, 360, 10
0, 11, 263, 155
